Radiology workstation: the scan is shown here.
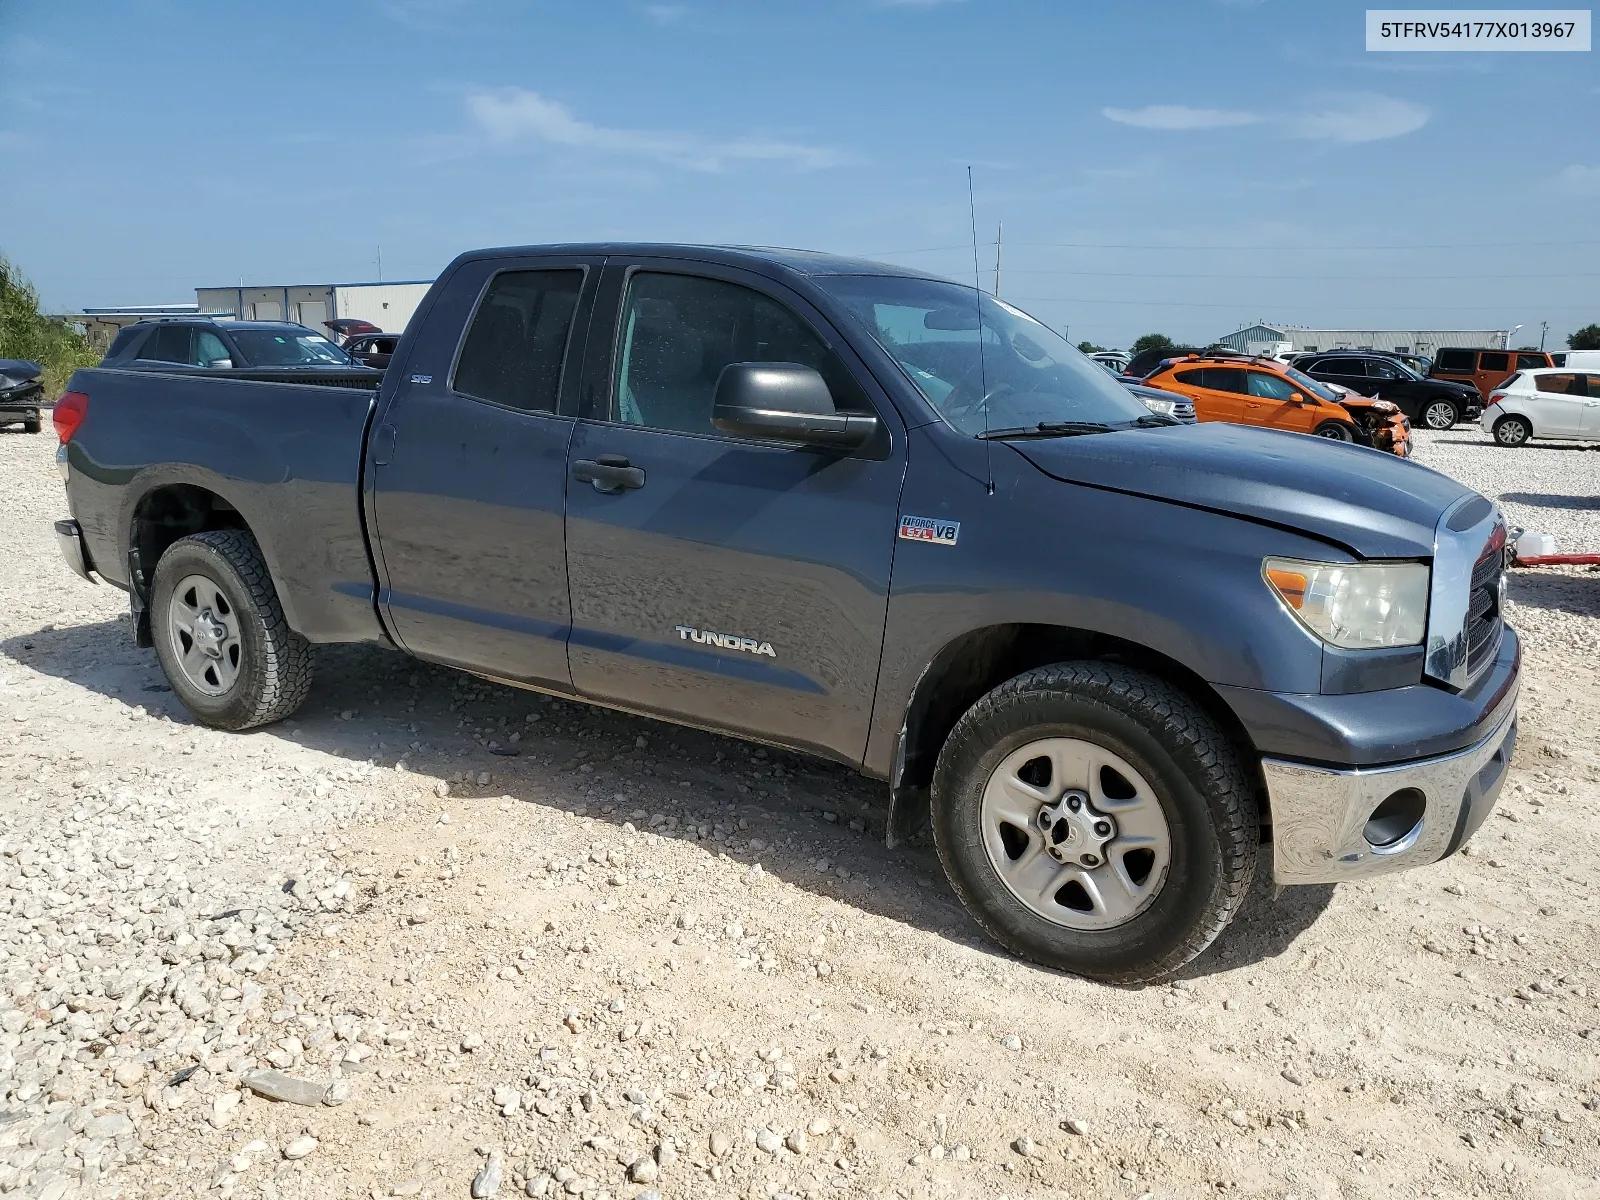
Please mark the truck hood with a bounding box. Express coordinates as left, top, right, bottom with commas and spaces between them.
1010, 422, 1470, 558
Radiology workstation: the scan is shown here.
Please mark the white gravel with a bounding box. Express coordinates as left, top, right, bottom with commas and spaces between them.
1410, 426, 1600, 553
1, 425, 1597, 1199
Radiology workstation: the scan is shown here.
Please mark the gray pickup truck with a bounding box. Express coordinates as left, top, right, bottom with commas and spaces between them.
50, 243, 1519, 982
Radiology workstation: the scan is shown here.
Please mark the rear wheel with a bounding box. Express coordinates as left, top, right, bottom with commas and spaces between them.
1421, 399, 1459, 430
1493, 415, 1531, 446
1312, 421, 1354, 442
931, 662, 1258, 984
150, 530, 313, 730
23, 419, 41, 434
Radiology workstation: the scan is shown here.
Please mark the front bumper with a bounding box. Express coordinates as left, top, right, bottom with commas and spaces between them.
1266, 693, 1518, 885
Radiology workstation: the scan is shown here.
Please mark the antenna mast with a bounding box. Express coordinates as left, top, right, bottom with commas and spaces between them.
993, 223, 1002, 298
968, 168, 994, 496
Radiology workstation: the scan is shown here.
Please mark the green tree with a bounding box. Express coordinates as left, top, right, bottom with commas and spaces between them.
0, 256, 99, 397
1076, 341, 1106, 354
1130, 332, 1174, 355
1568, 324, 1600, 351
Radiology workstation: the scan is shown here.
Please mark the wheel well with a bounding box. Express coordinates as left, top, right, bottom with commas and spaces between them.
892, 624, 1268, 838
129, 485, 250, 599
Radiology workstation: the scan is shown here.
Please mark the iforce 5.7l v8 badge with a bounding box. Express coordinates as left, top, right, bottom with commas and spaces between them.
898, 515, 960, 547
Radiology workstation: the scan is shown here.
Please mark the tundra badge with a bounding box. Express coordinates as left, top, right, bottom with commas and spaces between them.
898, 515, 960, 546
675, 626, 777, 658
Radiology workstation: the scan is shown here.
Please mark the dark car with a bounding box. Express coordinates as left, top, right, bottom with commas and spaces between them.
1123, 344, 1239, 381
1124, 382, 1196, 423
1292, 351, 1481, 430
103, 319, 368, 373
324, 318, 382, 345
1429, 347, 1553, 401
51, 241, 1519, 985
344, 332, 400, 370
0, 359, 44, 433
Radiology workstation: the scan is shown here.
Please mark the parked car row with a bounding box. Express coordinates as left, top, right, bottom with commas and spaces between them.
1289, 351, 1481, 431
0, 359, 44, 433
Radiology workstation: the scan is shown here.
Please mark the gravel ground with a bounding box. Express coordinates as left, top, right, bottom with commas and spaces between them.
1410, 426, 1600, 553
0, 425, 1596, 1200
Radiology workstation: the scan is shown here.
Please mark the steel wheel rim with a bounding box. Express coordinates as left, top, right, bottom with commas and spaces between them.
1423, 401, 1455, 430
168, 573, 243, 696
1497, 420, 1527, 445
979, 737, 1172, 931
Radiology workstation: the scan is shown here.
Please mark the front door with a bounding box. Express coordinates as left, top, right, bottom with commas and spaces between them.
1584, 376, 1600, 438
563, 260, 905, 763
1244, 369, 1314, 433
369, 256, 599, 689
1527, 373, 1587, 438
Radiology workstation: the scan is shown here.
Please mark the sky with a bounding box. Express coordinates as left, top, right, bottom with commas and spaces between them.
1, 0, 1596, 349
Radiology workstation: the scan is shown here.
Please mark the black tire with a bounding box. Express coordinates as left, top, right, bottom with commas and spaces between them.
1312, 421, 1354, 442
1420, 399, 1459, 430
150, 530, 313, 730
931, 662, 1258, 984
1493, 415, 1531, 446
23, 417, 41, 434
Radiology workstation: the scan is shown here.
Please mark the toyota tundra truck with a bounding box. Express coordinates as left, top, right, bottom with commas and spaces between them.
49, 244, 1520, 983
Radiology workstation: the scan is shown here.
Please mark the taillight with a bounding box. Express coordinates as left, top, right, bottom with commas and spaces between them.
53, 391, 88, 443
1487, 391, 1507, 407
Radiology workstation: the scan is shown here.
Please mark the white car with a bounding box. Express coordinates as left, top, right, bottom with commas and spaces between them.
1480, 368, 1600, 446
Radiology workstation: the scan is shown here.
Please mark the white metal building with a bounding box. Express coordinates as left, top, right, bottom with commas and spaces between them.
194, 280, 434, 334
1217, 323, 1509, 357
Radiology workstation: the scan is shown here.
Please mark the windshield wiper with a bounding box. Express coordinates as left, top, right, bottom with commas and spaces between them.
977, 421, 1115, 440
1131, 413, 1179, 427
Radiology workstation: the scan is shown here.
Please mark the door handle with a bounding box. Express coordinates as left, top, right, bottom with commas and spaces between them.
572, 454, 645, 494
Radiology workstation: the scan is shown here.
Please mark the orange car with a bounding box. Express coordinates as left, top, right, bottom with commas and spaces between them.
1143, 354, 1411, 457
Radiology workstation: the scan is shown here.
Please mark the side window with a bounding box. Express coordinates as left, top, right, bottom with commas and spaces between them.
1536, 373, 1581, 396
1333, 359, 1368, 376
106, 326, 143, 358
1515, 353, 1547, 370
1201, 367, 1247, 393
1366, 359, 1401, 380
1478, 352, 1509, 374
1246, 372, 1297, 400
1586, 376, 1600, 399
613, 272, 866, 436
195, 331, 230, 366
139, 326, 193, 363
1435, 348, 1475, 372
453, 270, 584, 412
1172, 369, 1204, 387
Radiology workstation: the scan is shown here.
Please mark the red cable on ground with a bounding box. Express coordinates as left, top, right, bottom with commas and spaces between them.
1514, 555, 1600, 566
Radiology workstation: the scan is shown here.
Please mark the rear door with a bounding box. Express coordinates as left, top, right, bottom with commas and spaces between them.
562, 257, 906, 763
1166, 366, 1248, 423
1583, 376, 1600, 438
368, 254, 600, 689
1475, 350, 1512, 397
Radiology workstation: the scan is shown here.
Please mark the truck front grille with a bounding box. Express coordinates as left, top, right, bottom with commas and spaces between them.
1465, 537, 1505, 679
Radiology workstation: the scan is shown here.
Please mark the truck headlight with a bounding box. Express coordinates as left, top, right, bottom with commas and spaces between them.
1263, 558, 1429, 649
1140, 397, 1177, 416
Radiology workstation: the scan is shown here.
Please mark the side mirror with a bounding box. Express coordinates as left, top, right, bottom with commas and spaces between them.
205, 358, 233, 370
711, 362, 879, 450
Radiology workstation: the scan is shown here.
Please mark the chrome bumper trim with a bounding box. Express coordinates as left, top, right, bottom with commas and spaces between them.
54, 519, 96, 583
1266, 696, 1518, 885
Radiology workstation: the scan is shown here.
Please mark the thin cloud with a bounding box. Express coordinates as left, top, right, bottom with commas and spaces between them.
464, 86, 843, 172
1554, 165, 1600, 196
1285, 93, 1428, 143
1103, 105, 1260, 131
1103, 92, 1429, 143
644, 4, 688, 23
877, 0, 967, 6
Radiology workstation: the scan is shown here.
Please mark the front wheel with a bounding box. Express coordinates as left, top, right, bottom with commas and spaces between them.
1493, 415, 1531, 446
23, 416, 41, 434
1312, 421, 1354, 442
1421, 399, 1459, 430
931, 662, 1258, 984
150, 530, 313, 730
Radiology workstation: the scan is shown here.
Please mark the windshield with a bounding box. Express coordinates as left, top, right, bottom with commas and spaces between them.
1282, 364, 1342, 403
229, 329, 353, 367
817, 275, 1149, 435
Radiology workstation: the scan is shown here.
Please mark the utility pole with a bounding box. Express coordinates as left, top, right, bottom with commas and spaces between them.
1540, 320, 1548, 351
377, 245, 383, 283
993, 223, 1002, 297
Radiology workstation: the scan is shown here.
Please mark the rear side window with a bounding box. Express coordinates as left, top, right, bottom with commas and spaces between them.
1332, 359, 1368, 376
1200, 367, 1247, 393
1478, 352, 1509, 374
454, 270, 584, 412
1515, 353, 1547, 370
139, 326, 193, 363
106, 326, 144, 358
1498, 372, 1523, 390
1586, 376, 1600, 399
1435, 348, 1475, 372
